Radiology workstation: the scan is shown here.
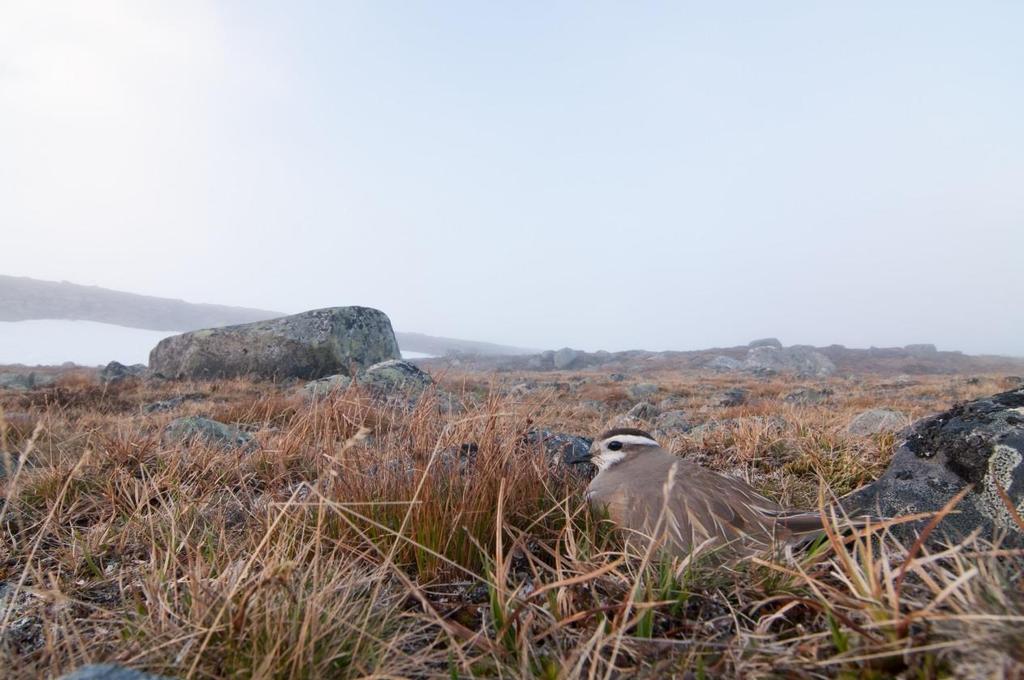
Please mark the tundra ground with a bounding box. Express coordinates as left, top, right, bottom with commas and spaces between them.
1, 369, 1022, 678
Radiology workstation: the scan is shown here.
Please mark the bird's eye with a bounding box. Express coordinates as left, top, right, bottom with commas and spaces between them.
607, 440, 623, 451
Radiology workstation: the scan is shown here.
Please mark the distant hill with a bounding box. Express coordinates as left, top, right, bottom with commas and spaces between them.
393, 331, 535, 357
0, 275, 535, 357
0, 275, 282, 331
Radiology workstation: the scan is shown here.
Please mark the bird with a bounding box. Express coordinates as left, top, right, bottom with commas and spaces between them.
569, 427, 862, 559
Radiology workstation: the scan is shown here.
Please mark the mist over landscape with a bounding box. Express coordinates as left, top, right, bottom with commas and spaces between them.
4, 4, 1024, 679
2, 3, 1022, 357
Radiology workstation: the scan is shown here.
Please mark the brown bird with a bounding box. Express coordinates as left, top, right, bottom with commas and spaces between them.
569, 427, 853, 558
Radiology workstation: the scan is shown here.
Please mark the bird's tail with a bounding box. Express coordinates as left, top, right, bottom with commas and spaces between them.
767, 508, 886, 538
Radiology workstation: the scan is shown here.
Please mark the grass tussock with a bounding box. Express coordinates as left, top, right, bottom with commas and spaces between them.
1, 370, 1022, 678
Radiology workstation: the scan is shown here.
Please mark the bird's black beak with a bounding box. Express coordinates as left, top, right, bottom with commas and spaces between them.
563, 439, 595, 466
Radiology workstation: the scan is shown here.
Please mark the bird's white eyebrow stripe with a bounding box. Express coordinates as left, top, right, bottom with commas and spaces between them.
605, 434, 659, 447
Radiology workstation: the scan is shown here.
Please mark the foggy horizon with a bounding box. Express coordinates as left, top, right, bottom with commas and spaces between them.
3, 3, 1022, 357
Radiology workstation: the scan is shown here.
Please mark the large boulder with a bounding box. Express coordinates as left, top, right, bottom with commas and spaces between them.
843, 388, 1024, 546
149, 307, 400, 380
744, 345, 835, 377
748, 337, 783, 349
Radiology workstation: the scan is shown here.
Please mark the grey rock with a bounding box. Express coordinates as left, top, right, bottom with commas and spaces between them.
843, 388, 1024, 545
302, 374, 353, 399
657, 396, 686, 411
59, 664, 171, 680
0, 371, 58, 390
149, 307, 400, 381
100, 361, 148, 384
527, 351, 555, 371
604, 414, 648, 431
904, 343, 938, 355
707, 355, 742, 372
626, 401, 659, 421
0, 373, 33, 390
627, 383, 658, 400
717, 388, 748, 407
357, 360, 433, 396
847, 409, 907, 436
654, 410, 691, 434
553, 347, 584, 370
609, 373, 627, 382
744, 346, 836, 377
748, 337, 783, 349
783, 387, 833, 405
525, 430, 592, 466
163, 416, 254, 450
31, 373, 58, 388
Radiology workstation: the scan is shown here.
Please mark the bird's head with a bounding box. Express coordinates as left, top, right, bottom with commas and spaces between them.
572, 428, 660, 470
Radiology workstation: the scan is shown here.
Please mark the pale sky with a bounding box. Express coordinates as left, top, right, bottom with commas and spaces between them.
2, 2, 1022, 355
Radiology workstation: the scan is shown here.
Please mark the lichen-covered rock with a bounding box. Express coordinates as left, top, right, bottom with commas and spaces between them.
847, 408, 907, 436
59, 664, 171, 680
843, 388, 1024, 545
553, 347, 584, 370
149, 307, 400, 380
744, 345, 835, 377
163, 416, 254, 450
302, 374, 353, 399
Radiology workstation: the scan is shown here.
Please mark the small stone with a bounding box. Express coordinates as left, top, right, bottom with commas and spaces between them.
627, 383, 658, 400
783, 387, 833, 405
163, 417, 254, 451
707, 355, 742, 372
847, 409, 907, 436
59, 664, 171, 680
717, 388, 748, 407
627, 401, 659, 421
654, 410, 691, 434
100, 361, 148, 384
302, 374, 353, 399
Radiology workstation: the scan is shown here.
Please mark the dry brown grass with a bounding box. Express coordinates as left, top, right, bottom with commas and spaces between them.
1, 370, 1022, 678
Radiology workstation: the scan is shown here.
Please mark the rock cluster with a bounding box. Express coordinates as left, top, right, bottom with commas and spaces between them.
100, 361, 148, 384
0, 372, 56, 390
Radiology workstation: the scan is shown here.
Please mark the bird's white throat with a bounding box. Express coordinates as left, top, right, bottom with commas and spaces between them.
593, 451, 626, 471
